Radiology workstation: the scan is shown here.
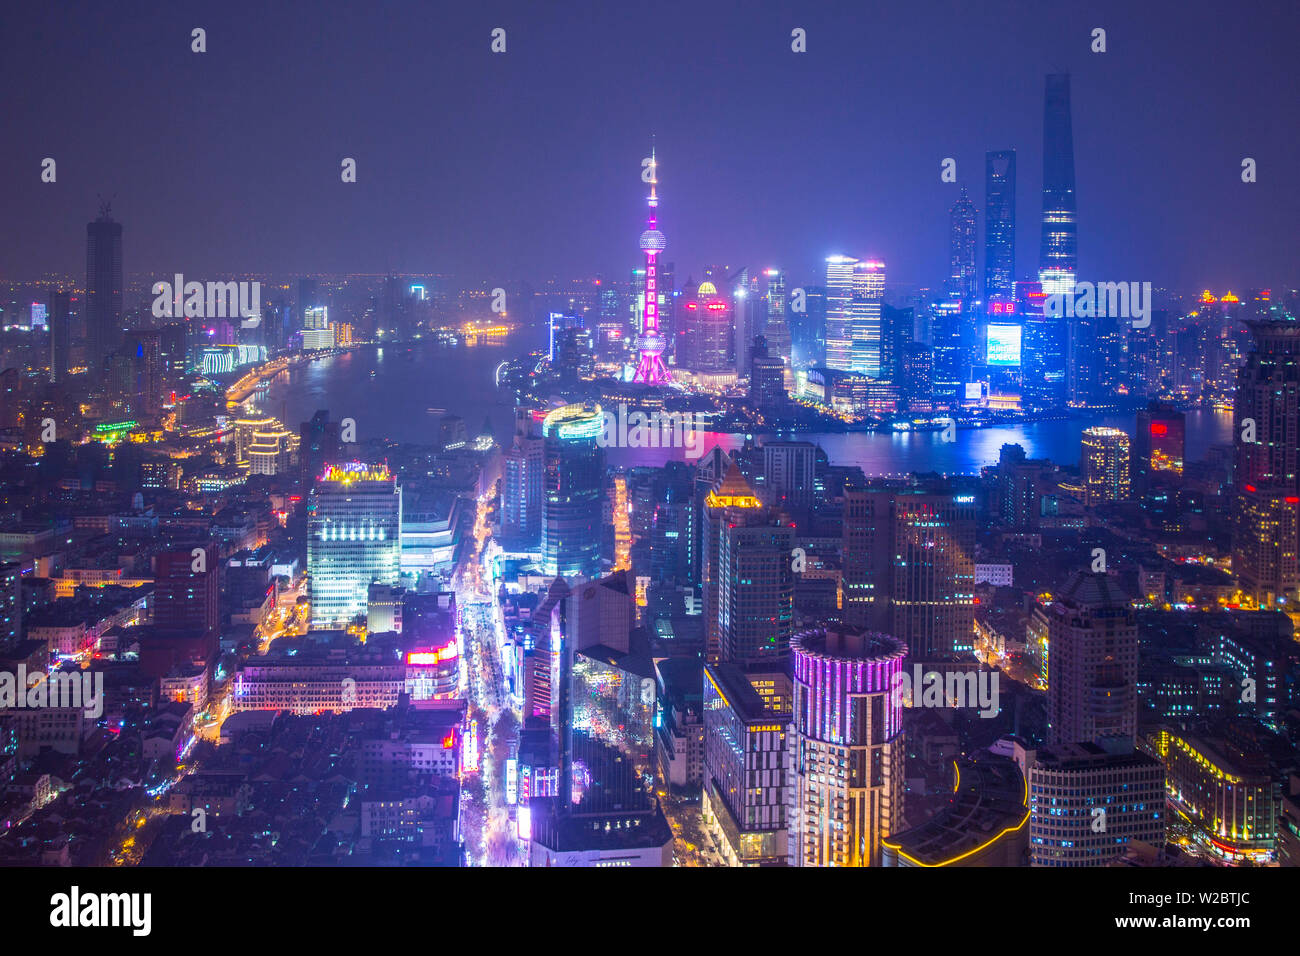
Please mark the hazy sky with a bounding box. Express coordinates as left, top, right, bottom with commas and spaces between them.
3, 0, 1297, 292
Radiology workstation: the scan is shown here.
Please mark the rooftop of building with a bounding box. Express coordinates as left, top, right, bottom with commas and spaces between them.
704, 662, 789, 722
1033, 742, 1162, 773
1056, 570, 1131, 610
883, 752, 1028, 866
528, 796, 673, 854
790, 625, 908, 665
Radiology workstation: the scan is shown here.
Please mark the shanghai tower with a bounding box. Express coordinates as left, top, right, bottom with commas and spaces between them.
1038, 74, 1077, 295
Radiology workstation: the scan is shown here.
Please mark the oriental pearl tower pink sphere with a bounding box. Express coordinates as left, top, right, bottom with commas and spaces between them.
633, 148, 670, 385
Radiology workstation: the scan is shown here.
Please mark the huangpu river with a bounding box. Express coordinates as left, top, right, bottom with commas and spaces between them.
255, 333, 1233, 476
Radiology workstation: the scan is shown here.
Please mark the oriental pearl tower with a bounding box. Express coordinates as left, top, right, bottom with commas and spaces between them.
632, 148, 670, 385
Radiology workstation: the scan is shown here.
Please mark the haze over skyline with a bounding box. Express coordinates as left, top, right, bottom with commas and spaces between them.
3, 0, 1297, 290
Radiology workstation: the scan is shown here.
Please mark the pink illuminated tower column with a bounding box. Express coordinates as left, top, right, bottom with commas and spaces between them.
632, 148, 670, 384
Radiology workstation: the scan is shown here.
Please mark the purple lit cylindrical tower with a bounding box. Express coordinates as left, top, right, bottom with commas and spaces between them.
789, 626, 908, 867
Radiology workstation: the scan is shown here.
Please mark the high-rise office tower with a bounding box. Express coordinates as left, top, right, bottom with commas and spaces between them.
86, 205, 123, 378
1133, 402, 1186, 488
1039, 571, 1138, 749
154, 545, 220, 672
761, 441, 817, 510
1080, 426, 1131, 505
984, 150, 1017, 301
947, 187, 977, 303
849, 261, 886, 377
1232, 321, 1300, 607
791, 285, 826, 368
702, 662, 793, 865
307, 462, 402, 629
729, 267, 753, 374
126, 330, 163, 418
842, 481, 976, 660
158, 322, 187, 378
880, 303, 914, 382
298, 278, 320, 327
678, 281, 731, 371
299, 410, 340, 488
541, 403, 606, 579
827, 259, 887, 376
48, 290, 73, 385
900, 342, 935, 413
788, 625, 907, 867
701, 466, 794, 666
762, 270, 791, 368
1018, 280, 1066, 409
1038, 74, 1078, 296
824, 256, 859, 372
1025, 742, 1165, 867
748, 336, 786, 407
632, 148, 670, 384
502, 409, 545, 550
929, 301, 964, 407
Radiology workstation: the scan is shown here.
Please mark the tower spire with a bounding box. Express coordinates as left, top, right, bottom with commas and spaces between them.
632, 143, 670, 385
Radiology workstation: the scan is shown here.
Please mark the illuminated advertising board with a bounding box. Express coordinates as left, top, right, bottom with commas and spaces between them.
986, 323, 1022, 367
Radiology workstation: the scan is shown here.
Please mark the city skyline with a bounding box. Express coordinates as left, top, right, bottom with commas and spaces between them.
2, 0, 1297, 291
2, 0, 1299, 892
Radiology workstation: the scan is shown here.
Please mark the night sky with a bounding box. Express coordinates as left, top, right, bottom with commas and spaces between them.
3, 0, 1297, 291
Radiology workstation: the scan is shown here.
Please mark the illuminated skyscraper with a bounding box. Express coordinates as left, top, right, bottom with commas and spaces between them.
762, 269, 792, 369
984, 150, 1017, 301
86, 204, 123, 378
1018, 280, 1066, 409
1232, 321, 1300, 607
826, 258, 886, 376
730, 267, 756, 374
702, 662, 792, 865
1038, 74, 1077, 296
824, 256, 858, 372
1080, 427, 1131, 505
788, 625, 907, 867
307, 463, 402, 629
842, 481, 976, 660
701, 465, 793, 666
678, 281, 731, 371
632, 149, 670, 384
1025, 742, 1164, 867
502, 410, 545, 550
947, 187, 977, 303
541, 403, 606, 579
1041, 571, 1138, 750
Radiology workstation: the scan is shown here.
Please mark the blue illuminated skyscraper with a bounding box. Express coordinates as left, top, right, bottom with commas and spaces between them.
947, 187, 977, 303
541, 403, 606, 579
1038, 74, 1077, 296
984, 150, 1016, 301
